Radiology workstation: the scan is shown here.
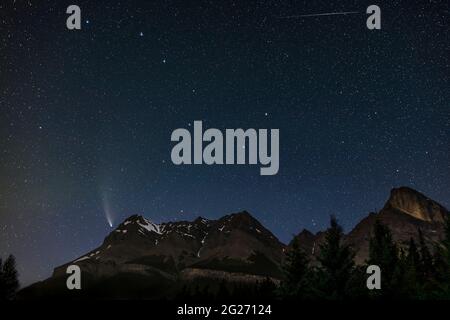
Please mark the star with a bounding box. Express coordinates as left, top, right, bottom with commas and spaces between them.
1, 0, 448, 289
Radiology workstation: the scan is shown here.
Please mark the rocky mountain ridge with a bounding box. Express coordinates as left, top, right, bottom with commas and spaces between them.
21, 186, 448, 298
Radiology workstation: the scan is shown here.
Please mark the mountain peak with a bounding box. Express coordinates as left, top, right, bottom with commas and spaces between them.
193, 216, 210, 224
298, 229, 314, 237
229, 210, 253, 219
384, 186, 447, 222
220, 211, 261, 227
123, 214, 141, 221
290, 229, 314, 245
116, 214, 162, 234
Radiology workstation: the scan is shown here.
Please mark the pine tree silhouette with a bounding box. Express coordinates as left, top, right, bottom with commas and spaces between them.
367, 220, 400, 299
418, 229, 434, 284
216, 280, 231, 301
258, 277, 277, 300
315, 216, 355, 299
402, 238, 421, 298
406, 238, 420, 272
0, 255, 20, 300
433, 215, 450, 298
279, 237, 311, 299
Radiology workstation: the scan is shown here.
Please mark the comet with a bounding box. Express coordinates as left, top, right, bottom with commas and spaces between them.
101, 190, 114, 228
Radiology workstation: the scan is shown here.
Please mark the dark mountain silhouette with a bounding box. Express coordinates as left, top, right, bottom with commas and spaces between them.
55, 211, 285, 279
19, 187, 448, 299
19, 211, 285, 299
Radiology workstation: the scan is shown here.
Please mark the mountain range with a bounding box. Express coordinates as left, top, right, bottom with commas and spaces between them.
19, 186, 449, 299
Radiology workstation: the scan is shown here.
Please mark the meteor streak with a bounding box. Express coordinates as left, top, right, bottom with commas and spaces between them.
279, 11, 359, 19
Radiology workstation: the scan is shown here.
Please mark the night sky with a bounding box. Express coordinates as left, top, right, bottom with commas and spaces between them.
1, 0, 449, 286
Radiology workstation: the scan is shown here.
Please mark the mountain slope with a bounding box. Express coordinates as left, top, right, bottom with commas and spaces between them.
54, 211, 285, 278
293, 187, 449, 264
346, 187, 448, 263
19, 186, 449, 299
20, 211, 285, 299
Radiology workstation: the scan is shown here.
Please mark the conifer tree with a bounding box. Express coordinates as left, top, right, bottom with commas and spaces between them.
433, 216, 450, 298
0, 255, 20, 300
315, 216, 355, 299
367, 220, 400, 298
279, 237, 311, 299
216, 280, 230, 301
406, 238, 420, 272
258, 277, 277, 300
402, 238, 421, 298
417, 229, 434, 290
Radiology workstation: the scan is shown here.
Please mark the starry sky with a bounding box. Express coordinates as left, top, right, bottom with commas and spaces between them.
1, 0, 449, 286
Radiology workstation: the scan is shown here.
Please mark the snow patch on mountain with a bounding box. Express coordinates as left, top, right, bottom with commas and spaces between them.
137, 218, 162, 234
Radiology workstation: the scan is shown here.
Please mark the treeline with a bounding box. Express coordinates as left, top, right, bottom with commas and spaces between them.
3, 216, 450, 300
279, 216, 450, 300
179, 216, 450, 300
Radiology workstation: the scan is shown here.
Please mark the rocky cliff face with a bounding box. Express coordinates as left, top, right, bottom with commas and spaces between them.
294, 187, 449, 264
383, 187, 447, 223
347, 187, 448, 263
